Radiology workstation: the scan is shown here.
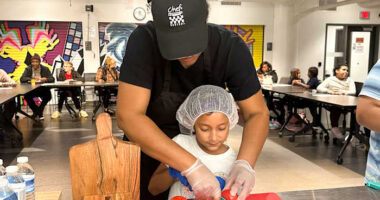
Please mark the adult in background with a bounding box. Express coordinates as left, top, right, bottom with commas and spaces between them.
20, 53, 54, 120
0, 69, 17, 136
95, 56, 119, 115
357, 60, 380, 190
116, 0, 269, 199
51, 61, 88, 119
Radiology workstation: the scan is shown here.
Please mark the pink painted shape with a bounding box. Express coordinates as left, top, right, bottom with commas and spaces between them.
69, 29, 75, 35
74, 37, 80, 44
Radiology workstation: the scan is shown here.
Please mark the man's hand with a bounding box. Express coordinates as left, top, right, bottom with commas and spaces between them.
181, 159, 221, 200
225, 160, 256, 200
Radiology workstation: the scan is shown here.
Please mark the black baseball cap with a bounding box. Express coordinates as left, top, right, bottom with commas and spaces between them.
152, 0, 208, 60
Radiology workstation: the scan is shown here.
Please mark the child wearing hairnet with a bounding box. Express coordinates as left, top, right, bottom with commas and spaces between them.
148, 85, 239, 199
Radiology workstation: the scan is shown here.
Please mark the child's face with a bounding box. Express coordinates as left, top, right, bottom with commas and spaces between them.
261, 64, 269, 73
297, 70, 301, 79
194, 112, 229, 155
335, 66, 348, 80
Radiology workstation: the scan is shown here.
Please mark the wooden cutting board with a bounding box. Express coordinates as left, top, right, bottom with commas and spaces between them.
69, 113, 140, 200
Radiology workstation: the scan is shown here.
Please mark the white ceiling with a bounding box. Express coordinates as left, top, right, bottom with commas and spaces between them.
212, 0, 380, 17
213, 0, 380, 8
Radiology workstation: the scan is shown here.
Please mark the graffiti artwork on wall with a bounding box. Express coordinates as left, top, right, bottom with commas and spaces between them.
224, 25, 264, 69
97, 23, 263, 69
98, 23, 137, 69
0, 21, 84, 81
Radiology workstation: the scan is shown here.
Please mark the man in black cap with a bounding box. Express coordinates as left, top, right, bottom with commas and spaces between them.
20, 53, 55, 120
117, 0, 268, 199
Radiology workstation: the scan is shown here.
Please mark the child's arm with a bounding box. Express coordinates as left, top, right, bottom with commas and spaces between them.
148, 163, 175, 196
295, 81, 310, 89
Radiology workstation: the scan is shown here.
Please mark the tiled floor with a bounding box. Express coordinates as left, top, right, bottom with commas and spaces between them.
0, 103, 377, 200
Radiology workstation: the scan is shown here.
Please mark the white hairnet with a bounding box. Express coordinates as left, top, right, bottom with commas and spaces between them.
176, 85, 239, 134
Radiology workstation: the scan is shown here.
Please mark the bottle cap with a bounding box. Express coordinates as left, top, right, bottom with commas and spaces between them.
5, 166, 18, 173
0, 178, 9, 187
0, 159, 3, 166
17, 157, 28, 164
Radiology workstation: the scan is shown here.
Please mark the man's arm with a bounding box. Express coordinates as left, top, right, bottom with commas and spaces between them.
20, 67, 31, 83
116, 82, 196, 171
357, 95, 380, 133
148, 163, 175, 196
236, 89, 269, 167
41, 67, 55, 83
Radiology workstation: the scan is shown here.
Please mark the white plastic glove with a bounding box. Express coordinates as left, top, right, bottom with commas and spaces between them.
225, 160, 256, 200
181, 159, 221, 200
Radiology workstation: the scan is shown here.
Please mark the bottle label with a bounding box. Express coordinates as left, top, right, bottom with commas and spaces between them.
12, 188, 25, 200
4, 193, 18, 200
22, 175, 34, 194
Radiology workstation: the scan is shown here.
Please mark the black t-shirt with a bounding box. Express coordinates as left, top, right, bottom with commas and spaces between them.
120, 22, 260, 113
307, 77, 320, 89
120, 24, 260, 101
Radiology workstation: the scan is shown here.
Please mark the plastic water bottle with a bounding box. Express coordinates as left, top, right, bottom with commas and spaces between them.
16, 157, 34, 200
0, 177, 17, 200
0, 160, 5, 177
5, 166, 25, 200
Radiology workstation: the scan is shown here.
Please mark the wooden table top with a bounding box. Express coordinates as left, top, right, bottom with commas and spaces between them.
262, 84, 308, 94
0, 84, 40, 105
42, 81, 119, 87
288, 92, 358, 108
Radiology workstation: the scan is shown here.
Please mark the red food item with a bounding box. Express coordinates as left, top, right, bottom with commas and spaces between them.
171, 196, 187, 200
222, 189, 238, 200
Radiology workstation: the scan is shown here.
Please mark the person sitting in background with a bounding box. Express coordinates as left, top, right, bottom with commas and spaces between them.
317, 64, 355, 140
20, 53, 55, 121
356, 61, 380, 190
51, 61, 88, 119
148, 85, 240, 199
291, 67, 321, 127
292, 66, 320, 89
257, 61, 278, 83
95, 57, 119, 115
0, 69, 16, 86
288, 68, 305, 85
0, 69, 17, 134
257, 62, 281, 128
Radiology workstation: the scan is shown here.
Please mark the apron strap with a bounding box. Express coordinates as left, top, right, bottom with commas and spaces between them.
162, 64, 171, 92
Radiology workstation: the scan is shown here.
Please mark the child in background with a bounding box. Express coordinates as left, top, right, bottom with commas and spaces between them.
293, 66, 320, 89
257, 61, 278, 83
288, 68, 305, 85
317, 64, 356, 140
148, 85, 244, 200
291, 67, 321, 127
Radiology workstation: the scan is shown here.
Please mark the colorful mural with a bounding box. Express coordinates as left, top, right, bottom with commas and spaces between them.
98, 23, 264, 70
224, 25, 264, 69
0, 21, 84, 81
98, 22, 137, 70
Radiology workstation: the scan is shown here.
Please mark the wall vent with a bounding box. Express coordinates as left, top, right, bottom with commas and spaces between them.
221, 1, 241, 6
319, 0, 337, 10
